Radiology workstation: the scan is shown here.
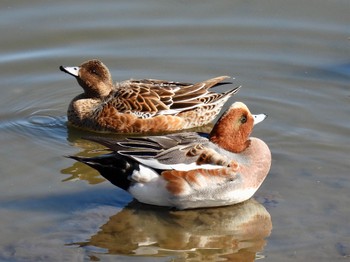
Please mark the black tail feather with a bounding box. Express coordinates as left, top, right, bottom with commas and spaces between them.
68, 153, 138, 191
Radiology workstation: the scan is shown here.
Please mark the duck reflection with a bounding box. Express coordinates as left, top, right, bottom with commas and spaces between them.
72, 199, 272, 261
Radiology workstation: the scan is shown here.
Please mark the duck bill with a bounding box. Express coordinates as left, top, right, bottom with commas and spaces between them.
253, 114, 267, 125
59, 65, 80, 77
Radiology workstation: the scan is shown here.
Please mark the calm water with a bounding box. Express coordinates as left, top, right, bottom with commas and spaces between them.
0, 0, 349, 261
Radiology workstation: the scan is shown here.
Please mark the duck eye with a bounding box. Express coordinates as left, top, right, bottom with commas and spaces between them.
90, 68, 100, 76
240, 115, 247, 124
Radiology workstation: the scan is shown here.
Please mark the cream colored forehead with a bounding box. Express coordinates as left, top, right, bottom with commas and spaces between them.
230, 102, 250, 113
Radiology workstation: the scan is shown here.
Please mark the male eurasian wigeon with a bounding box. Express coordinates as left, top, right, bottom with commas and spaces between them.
60, 59, 240, 133
69, 102, 271, 209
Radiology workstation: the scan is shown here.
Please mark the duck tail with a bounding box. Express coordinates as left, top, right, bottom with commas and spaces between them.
216, 85, 241, 103
68, 153, 137, 191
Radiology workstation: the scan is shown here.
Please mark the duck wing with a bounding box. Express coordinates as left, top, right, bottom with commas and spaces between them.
110, 77, 239, 117
84, 133, 223, 171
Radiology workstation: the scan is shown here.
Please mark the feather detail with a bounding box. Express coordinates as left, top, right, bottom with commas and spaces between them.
61, 59, 240, 133
68, 101, 271, 209
162, 165, 239, 195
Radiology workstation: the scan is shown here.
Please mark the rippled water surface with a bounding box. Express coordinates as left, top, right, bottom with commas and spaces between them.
0, 1, 349, 261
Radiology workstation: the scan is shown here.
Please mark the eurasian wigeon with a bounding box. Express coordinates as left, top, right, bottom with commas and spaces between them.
60, 59, 240, 133
69, 102, 271, 209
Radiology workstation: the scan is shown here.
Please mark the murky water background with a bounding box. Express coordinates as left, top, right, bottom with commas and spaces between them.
0, 0, 349, 261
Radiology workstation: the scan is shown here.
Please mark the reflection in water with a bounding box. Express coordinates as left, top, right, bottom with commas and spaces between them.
61, 160, 106, 184
62, 125, 129, 184
71, 199, 272, 261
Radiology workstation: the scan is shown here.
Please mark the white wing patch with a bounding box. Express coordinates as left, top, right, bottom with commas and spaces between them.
131, 156, 225, 171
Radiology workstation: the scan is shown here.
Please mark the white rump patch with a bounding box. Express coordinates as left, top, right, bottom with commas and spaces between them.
131, 165, 159, 183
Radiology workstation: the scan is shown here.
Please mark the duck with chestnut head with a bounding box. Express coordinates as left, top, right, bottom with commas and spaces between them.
69, 102, 271, 210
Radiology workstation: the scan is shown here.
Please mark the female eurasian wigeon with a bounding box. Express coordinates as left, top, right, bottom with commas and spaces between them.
70, 102, 271, 209
60, 59, 240, 134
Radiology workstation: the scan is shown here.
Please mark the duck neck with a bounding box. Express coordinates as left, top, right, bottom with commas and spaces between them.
78, 78, 113, 98
209, 132, 250, 153
209, 123, 251, 153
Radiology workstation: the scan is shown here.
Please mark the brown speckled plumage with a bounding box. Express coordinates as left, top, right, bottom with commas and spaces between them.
60, 59, 240, 133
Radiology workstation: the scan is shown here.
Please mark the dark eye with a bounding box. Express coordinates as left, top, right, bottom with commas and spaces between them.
90, 68, 101, 77
240, 115, 247, 123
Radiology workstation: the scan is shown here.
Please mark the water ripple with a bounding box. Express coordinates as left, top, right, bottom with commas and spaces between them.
0, 109, 68, 150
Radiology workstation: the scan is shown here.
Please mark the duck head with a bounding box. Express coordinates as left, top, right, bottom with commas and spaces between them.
209, 102, 267, 153
60, 59, 113, 98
